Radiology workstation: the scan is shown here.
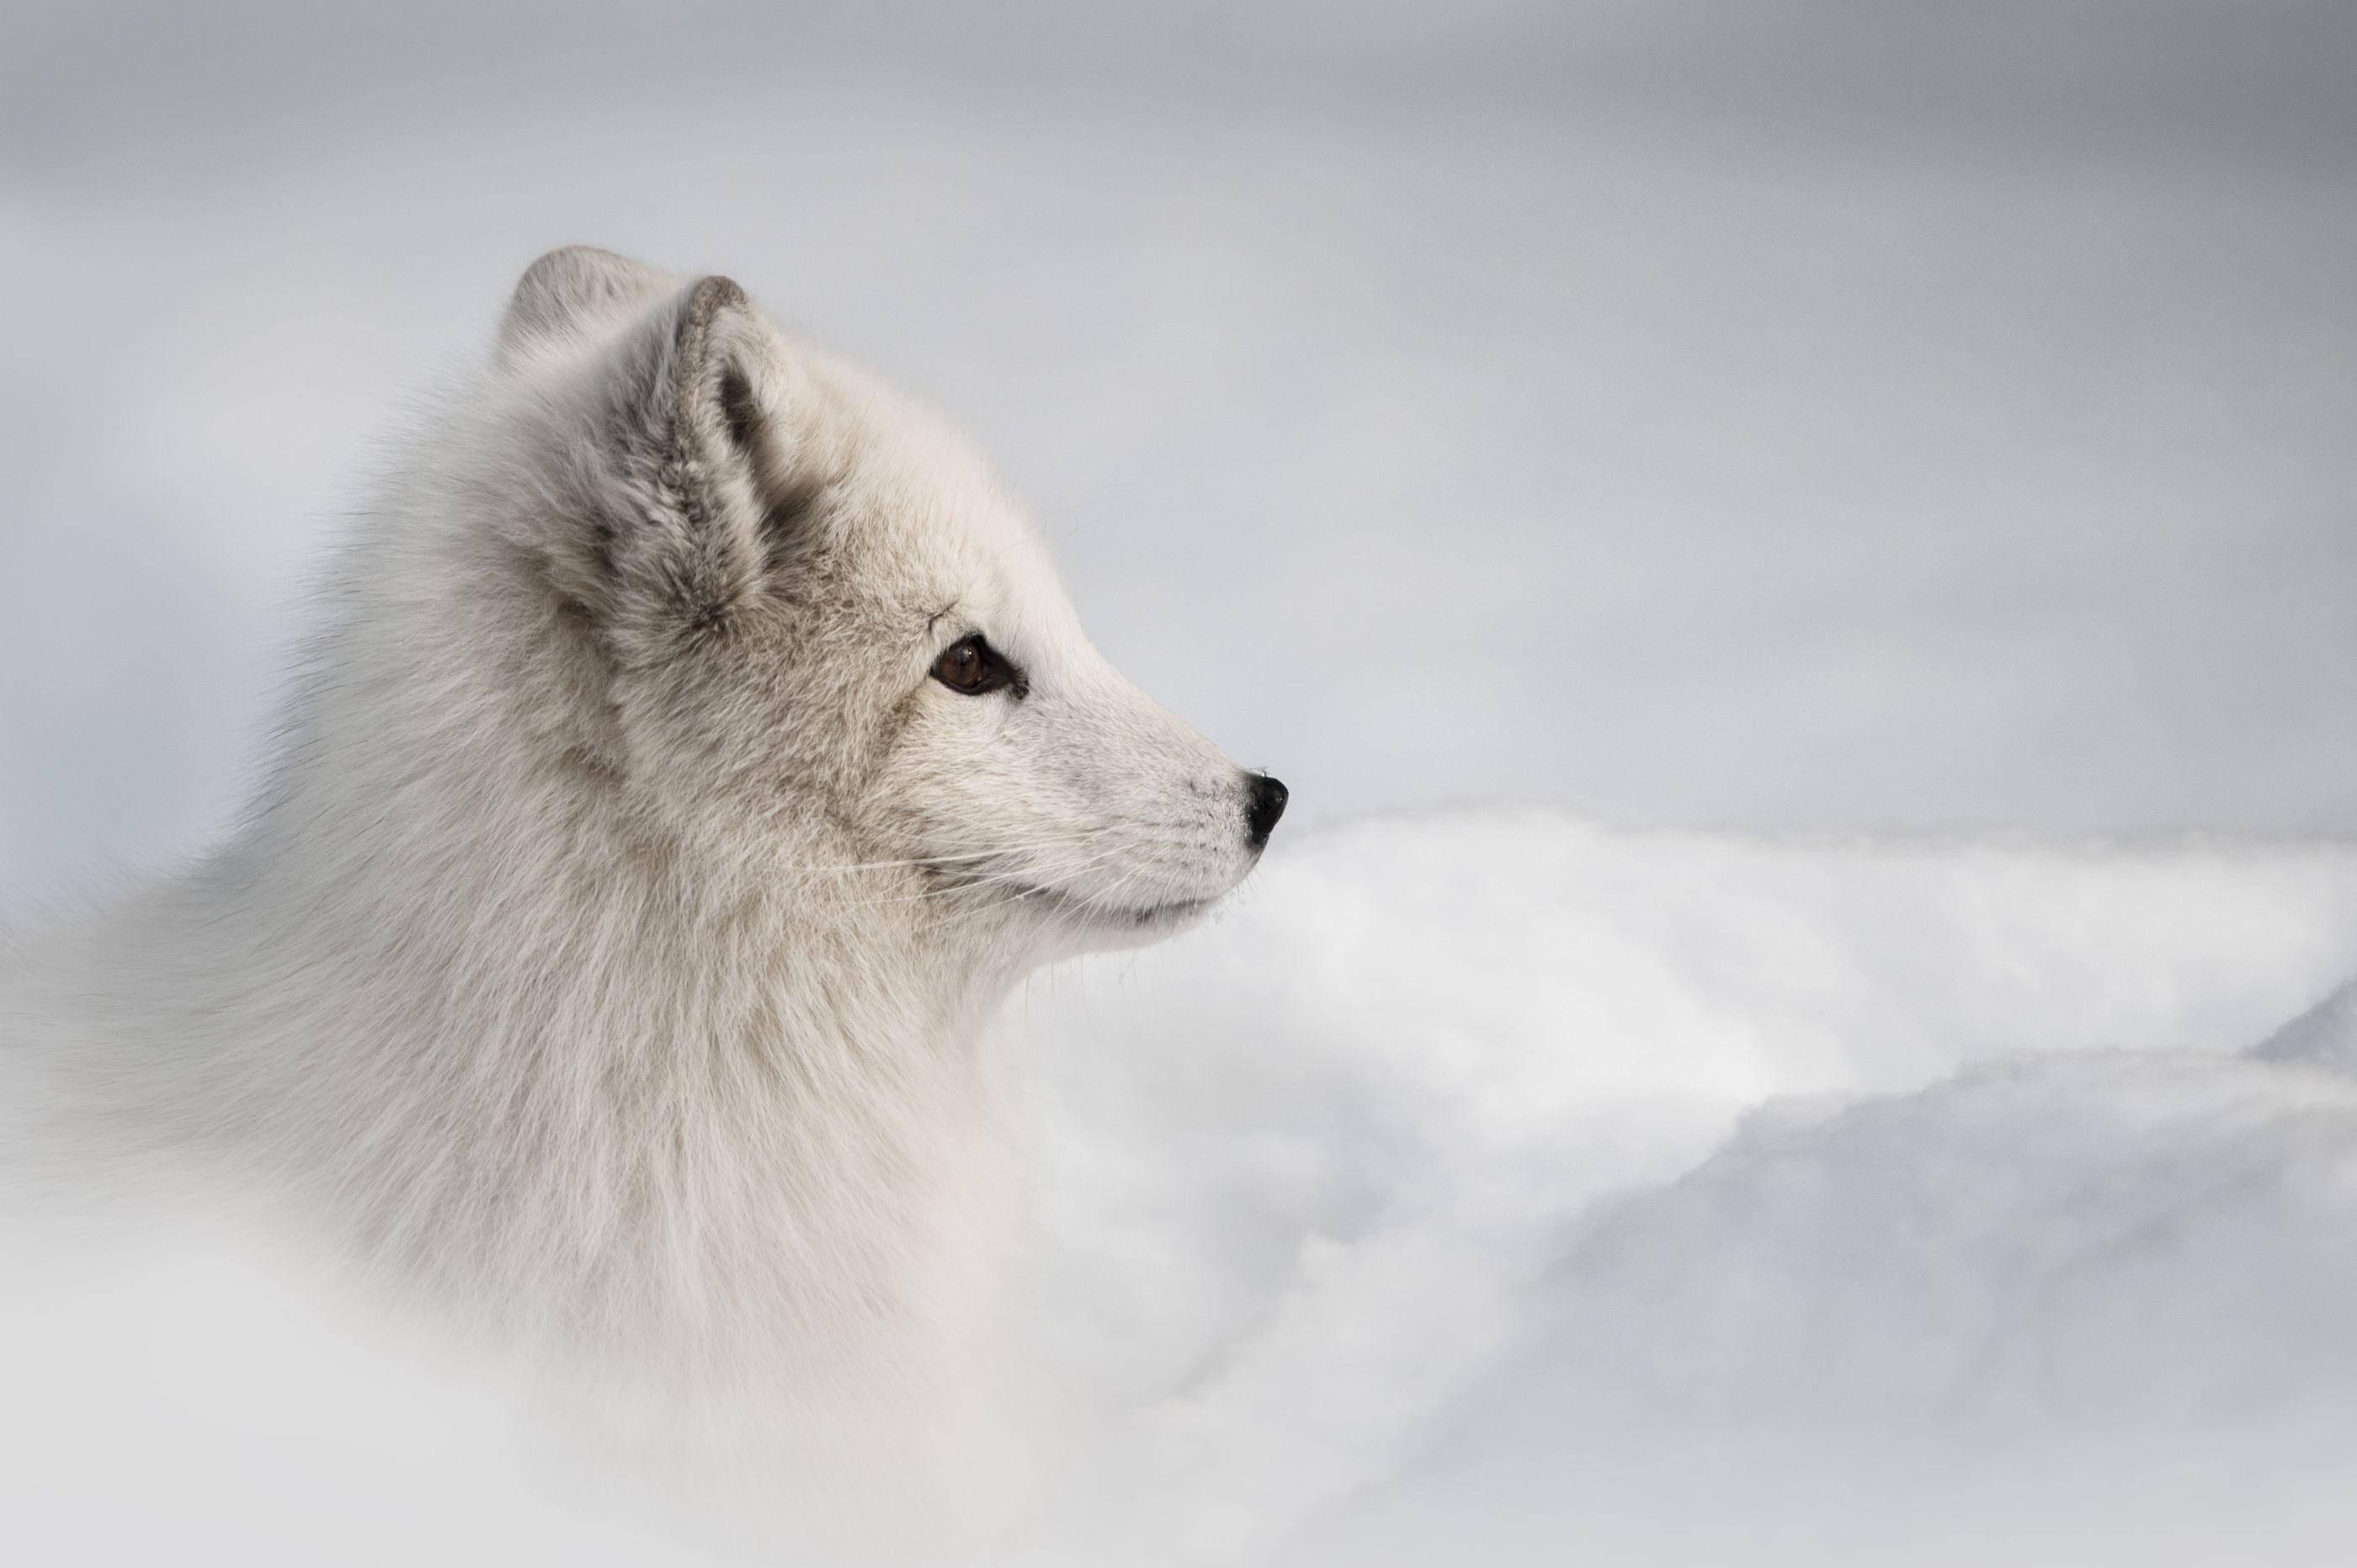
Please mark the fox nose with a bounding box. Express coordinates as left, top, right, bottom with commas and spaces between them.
1244, 773, 1289, 848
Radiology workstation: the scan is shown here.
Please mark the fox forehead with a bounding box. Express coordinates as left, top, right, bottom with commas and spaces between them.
831, 460, 1085, 663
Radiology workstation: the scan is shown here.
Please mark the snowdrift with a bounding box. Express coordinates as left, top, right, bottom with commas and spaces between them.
1013, 814, 2357, 1564
12, 811, 2357, 1564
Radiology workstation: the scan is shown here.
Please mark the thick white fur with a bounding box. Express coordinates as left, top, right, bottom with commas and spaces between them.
1, 249, 1271, 1435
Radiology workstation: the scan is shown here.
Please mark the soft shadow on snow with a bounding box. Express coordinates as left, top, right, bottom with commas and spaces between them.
13, 811, 2357, 1563
1285, 1054, 2357, 1565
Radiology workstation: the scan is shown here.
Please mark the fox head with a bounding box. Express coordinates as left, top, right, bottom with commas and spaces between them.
434, 247, 1283, 970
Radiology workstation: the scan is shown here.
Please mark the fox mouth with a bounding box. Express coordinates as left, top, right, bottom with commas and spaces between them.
921, 863, 1214, 927
1007, 881, 1214, 927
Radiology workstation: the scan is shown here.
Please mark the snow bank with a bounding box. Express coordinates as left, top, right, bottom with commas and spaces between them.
1282, 1054, 2357, 1565
13, 811, 2357, 1563
1009, 814, 2357, 1562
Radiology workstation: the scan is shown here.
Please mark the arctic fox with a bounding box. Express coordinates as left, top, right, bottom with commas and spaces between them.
2, 247, 1285, 1425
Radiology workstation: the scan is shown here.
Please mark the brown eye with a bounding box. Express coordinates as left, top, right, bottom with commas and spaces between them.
931, 634, 1024, 698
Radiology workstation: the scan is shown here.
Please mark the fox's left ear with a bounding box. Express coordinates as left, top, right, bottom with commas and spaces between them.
498, 246, 668, 364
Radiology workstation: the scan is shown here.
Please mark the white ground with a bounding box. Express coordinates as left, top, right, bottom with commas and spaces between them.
1012, 817, 2357, 1565
11, 816, 2357, 1563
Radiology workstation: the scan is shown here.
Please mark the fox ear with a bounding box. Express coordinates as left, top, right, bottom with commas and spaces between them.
497, 246, 668, 364
556, 273, 829, 643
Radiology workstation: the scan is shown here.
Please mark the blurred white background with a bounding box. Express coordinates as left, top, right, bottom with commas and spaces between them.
6, 0, 2355, 904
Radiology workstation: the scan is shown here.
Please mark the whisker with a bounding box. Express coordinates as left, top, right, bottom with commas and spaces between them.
833, 843, 1131, 910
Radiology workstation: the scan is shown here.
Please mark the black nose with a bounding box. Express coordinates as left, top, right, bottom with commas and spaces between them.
1245, 773, 1289, 847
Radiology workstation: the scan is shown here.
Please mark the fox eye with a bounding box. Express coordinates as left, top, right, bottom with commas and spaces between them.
931, 634, 1024, 698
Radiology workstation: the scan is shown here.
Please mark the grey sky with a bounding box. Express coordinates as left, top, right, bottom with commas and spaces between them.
5, 1, 2355, 902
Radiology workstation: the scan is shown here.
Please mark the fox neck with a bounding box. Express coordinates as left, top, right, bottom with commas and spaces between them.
152, 713, 1014, 1391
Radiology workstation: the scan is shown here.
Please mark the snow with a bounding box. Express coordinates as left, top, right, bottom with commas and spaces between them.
1283, 1052, 2357, 1565
1007, 816, 2357, 1563
15, 814, 2357, 1562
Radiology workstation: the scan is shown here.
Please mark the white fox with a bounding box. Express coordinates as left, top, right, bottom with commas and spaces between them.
2, 247, 1286, 1432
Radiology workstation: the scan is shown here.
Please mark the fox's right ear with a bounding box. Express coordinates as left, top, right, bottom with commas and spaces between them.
497, 247, 670, 364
